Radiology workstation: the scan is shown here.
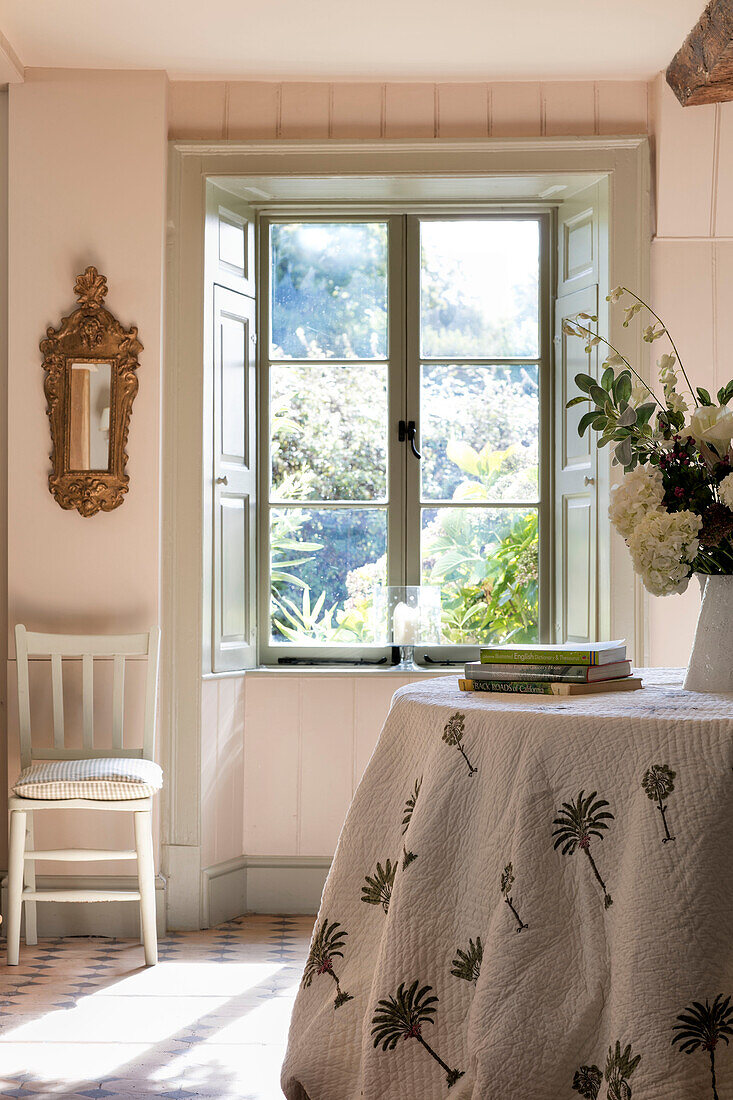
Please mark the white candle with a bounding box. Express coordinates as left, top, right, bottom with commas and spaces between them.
393, 601, 419, 645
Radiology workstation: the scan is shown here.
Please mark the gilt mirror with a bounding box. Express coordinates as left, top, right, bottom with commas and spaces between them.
40, 267, 142, 517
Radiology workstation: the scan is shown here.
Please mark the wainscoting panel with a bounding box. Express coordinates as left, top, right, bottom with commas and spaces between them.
168, 79, 652, 142
200, 671, 435, 917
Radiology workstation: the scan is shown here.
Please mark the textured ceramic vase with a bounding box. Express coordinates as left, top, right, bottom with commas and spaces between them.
684, 574, 733, 692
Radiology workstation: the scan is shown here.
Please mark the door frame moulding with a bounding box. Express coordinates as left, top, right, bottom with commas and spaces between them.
163, 136, 651, 931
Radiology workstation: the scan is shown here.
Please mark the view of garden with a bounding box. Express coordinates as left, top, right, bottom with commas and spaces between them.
267, 219, 541, 647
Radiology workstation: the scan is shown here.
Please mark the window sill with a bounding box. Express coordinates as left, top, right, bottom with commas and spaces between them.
201, 666, 460, 680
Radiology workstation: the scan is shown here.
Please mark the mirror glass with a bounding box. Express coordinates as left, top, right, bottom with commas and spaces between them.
68, 361, 112, 471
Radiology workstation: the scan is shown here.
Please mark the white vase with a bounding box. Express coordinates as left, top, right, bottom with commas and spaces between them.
684, 574, 733, 692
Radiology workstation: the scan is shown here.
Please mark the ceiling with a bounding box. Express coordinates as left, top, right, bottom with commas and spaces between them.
0, 0, 705, 82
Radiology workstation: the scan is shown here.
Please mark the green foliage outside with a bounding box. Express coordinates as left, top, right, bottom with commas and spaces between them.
268, 220, 540, 647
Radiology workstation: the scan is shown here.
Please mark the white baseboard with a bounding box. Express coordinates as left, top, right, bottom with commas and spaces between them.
201, 855, 247, 928
0, 873, 166, 939
201, 855, 330, 926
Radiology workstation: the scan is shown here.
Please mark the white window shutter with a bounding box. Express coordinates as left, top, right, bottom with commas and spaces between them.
554, 185, 602, 644
206, 184, 257, 671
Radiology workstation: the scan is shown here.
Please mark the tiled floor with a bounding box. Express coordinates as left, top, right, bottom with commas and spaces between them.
0, 915, 314, 1100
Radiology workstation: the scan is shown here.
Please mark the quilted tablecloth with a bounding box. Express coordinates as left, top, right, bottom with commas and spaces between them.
282, 669, 733, 1100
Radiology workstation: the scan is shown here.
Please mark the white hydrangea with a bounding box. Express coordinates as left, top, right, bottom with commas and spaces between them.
608, 465, 665, 540
719, 471, 733, 511
627, 509, 702, 597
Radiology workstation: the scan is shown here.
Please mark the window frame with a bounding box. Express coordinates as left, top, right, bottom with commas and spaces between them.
257, 205, 553, 667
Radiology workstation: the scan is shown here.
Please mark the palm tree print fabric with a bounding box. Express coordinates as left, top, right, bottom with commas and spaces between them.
553, 790, 614, 909
672, 994, 733, 1099
371, 980, 465, 1089
301, 918, 353, 1009
500, 862, 528, 931
282, 673, 733, 1100
573, 1042, 641, 1099
401, 777, 422, 867
450, 937, 483, 983
441, 712, 477, 776
641, 763, 677, 842
361, 860, 397, 914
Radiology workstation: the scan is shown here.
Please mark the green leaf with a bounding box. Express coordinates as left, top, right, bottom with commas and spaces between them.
573, 373, 596, 394
601, 366, 615, 392
589, 384, 608, 406
697, 387, 713, 407
636, 402, 656, 426
566, 395, 588, 408
578, 410, 599, 436
616, 373, 632, 404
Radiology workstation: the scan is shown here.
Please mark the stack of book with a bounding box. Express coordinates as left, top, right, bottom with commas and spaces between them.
459, 640, 641, 696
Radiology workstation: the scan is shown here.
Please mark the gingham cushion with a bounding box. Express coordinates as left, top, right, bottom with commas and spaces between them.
12, 757, 163, 800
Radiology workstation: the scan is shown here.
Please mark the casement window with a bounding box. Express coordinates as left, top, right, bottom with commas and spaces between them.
205, 186, 565, 669
259, 210, 551, 665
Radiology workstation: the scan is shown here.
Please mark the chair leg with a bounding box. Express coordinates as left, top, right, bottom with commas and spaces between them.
7, 810, 27, 965
24, 813, 38, 946
134, 810, 157, 966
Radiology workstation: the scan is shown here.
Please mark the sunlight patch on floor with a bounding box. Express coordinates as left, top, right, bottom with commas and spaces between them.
0, 914, 313, 1099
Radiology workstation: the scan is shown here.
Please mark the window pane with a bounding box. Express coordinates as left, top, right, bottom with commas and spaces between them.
421, 507, 538, 644
271, 363, 387, 501
270, 222, 388, 359
271, 507, 387, 644
420, 220, 539, 358
420, 363, 539, 503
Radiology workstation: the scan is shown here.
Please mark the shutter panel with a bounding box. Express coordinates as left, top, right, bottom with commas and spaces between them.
206, 185, 257, 671
554, 185, 602, 644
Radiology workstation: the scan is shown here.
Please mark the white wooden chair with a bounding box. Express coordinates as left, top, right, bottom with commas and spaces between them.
7, 625, 162, 966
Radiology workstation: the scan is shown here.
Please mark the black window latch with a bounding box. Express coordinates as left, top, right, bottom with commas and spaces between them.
398, 419, 421, 459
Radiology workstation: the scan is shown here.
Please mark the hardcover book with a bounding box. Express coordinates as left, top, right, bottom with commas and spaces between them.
478, 640, 627, 667
464, 660, 631, 683
458, 677, 642, 696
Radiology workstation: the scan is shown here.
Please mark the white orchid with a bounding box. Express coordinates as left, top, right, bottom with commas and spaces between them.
688, 405, 733, 453
657, 354, 677, 383
666, 392, 688, 414
603, 351, 626, 369
642, 323, 666, 343
606, 286, 625, 303
630, 382, 651, 406
622, 302, 643, 326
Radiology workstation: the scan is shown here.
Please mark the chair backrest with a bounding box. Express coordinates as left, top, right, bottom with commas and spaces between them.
15, 625, 161, 769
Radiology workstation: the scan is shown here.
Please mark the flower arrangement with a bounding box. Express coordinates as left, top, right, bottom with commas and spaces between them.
564, 287, 733, 596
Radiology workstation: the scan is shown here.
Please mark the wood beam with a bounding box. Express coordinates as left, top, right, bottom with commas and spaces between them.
667, 0, 733, 106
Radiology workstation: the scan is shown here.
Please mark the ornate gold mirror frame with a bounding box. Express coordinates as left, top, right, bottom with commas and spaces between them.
41, 267, 142, 517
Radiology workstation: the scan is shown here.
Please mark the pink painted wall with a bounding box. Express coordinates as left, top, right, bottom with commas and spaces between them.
647, 75, 733, 666
3, 69, 168, 868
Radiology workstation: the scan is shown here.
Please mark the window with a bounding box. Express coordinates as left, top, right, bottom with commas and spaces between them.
259, 211, 551, 664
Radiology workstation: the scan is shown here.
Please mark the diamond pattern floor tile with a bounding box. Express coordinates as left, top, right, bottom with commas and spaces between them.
0, 915, 314, 1100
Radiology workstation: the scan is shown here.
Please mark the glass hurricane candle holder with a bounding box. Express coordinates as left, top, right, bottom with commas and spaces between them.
373, 585, 442, 670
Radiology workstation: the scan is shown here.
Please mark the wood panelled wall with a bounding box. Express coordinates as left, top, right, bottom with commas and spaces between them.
168, 80, 650, 140
648, 74, 733, 665
201, 673, 434, 869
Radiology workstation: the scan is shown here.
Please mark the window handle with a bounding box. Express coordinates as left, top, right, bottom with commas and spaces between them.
215, 475, 228, 486
398, 419, 421, 460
